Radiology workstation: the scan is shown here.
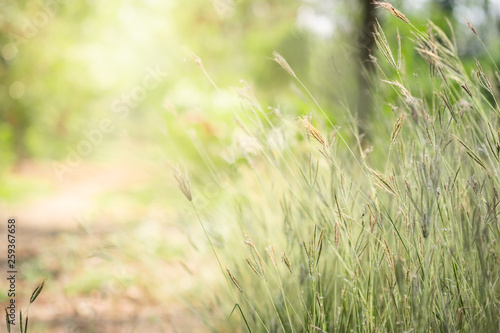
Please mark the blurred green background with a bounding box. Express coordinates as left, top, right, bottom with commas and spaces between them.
1, 0, 498, 169
0, 0, 499, 331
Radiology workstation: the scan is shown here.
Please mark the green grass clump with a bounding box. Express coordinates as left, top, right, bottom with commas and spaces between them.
5, 280, 45, 333
175, 9, 500, 333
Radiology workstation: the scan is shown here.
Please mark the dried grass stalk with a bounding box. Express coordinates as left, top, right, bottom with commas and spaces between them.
465, 18, 478, 36
368, 167, 398, 197
374, 20, 397, 69
244, 234, 265, 278
300, 116, 329, 149
391, 113, 405, 145
227, 269, 243, 293
383, 240, 395, 272
265, 245, 277, 267
372, 1, 410, 24
281, 251, 293, 274
273, 51, 297, 78
382, 80, 413, 102
475, 59, 492, 92
171, 165, 193, 201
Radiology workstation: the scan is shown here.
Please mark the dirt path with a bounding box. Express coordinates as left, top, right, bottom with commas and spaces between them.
1, 160, 212, 332
2, 160, 151, 229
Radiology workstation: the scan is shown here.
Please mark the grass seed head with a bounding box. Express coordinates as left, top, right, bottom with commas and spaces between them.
383, 240, 395, 272
30, 279, 46, 304
244, 234, 265, 278
281, 251, 293, 274
265, 245, 277, 267
368, 167, 398, 197
300, 116, 329, 150
390, 113, 405, 145
465, 18, 478, 36
334, 221, 340, 247
184, 48, 205, 70
273, 51, 297, 78
374, 20, 397, 69
246, 258, 265, 279
460, 83, 473, 98
171, 165, 193, 201
372, 1, 410, 24
381, 80, 413, 102
475, 59, 492, 91
226, 269, 243, 293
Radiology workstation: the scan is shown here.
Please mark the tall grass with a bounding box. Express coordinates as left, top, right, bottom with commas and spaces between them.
176, 5, 500, 332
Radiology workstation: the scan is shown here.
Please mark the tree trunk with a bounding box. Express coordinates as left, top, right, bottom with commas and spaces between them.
357, 0, 377, 137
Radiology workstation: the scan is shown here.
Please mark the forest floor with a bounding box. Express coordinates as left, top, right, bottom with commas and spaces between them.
0, 147, 218, 332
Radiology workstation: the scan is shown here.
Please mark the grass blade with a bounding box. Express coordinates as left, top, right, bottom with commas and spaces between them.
20, 311, 23, 333
30, 280, 45, 304
4, 308, 11, 333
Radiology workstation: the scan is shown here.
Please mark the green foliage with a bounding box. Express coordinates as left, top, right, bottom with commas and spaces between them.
2, 0, 500, 331
176, 10, 500, 332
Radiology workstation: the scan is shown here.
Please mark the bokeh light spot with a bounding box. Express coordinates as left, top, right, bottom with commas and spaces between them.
2, 43, 18, 61
9, 81, 25, 99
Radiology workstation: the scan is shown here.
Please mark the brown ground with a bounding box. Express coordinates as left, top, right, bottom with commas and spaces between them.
0, 159, 215, 332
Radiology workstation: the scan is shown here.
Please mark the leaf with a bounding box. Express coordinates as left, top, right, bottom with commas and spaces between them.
20, 311, 23, 333
229, 303, 252, 333
452, 136, 487, 170
4, 307, 11, 333
30, 280, 45, 304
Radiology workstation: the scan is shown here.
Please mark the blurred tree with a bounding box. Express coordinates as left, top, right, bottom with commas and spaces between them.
171, 0, 306, 101
2, 0, 499, 172
357, 0, 377, 137
0, 1, 97, 166
435, 0, 455, 13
